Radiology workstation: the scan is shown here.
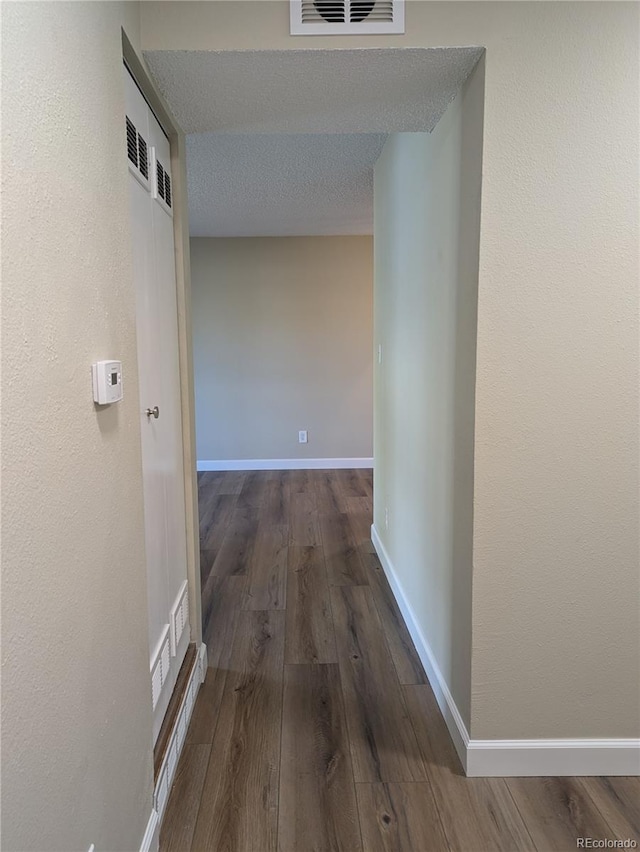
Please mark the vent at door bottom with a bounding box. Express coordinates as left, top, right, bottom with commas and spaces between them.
170, 580, 190, 656
150, 625, 171, 710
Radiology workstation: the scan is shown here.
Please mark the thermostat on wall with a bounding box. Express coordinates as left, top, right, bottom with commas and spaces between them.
92, 360, 123, 405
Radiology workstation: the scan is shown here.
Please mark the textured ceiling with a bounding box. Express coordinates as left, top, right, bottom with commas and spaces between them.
144, 48, 483, 235
187, 133, 387, 237
144, 48, 483, 135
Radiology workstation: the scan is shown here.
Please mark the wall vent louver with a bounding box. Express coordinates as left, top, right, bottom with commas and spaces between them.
150, 625, 171, 710
126, 117, 138, 167
156, 160, 165, 200
138, 135, 149, 179
169, 580, 190, 656
152, 148, 174, 217
291, 0, 404, 34
126, 115, 150, 190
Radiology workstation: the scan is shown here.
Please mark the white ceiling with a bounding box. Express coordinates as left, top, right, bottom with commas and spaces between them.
144, 48, 483, 236
187, 133, 387, 237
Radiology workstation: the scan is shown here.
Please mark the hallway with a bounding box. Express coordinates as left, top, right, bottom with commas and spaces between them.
160, 470, 639, 852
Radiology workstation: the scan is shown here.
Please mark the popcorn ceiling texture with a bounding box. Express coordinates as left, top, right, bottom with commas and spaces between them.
146, 47, 483, 235
144, 48, 484, 135
187, 133, 387, 236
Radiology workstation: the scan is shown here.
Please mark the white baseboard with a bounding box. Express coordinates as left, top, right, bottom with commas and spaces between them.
466, 738, 640, 777
197, 458, 373, 471
370, 524, 471, 771
139, 809, 159, 852
370, 524, 640, 778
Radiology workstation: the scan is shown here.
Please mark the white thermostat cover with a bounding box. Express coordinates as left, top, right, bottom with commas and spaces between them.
92, 360, 123, 405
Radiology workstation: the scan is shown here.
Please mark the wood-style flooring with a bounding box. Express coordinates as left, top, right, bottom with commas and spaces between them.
160, 469, 640, 852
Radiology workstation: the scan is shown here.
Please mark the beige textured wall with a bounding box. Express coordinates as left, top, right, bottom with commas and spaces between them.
374, 67, 483, 731
191, 237, 373, 461
142, 2, 640, 740
1, 4, 157, 850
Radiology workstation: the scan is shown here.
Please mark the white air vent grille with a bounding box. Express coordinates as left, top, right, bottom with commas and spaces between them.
125, 116, 150, 188
150, 625, 171, 710
152, 149, 173, 215
170, 580, 190, 656
156, 160, 165, 200
153, 644, 205, 823
138, 135, 149, 180
126, 117, 138, 166
291, 0, 404, 34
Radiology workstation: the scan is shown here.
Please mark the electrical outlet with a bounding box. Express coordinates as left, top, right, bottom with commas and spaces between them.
298, 430, 308, 444
378, 344, 383, 364
384, 507, 389, 530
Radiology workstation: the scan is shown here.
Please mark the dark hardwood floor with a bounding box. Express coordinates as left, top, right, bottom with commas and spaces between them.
160, 469, 640, 852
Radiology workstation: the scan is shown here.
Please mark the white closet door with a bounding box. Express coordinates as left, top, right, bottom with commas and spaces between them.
124, 67, 189, 743
148, 114, 190, 668
124, 69, 170, 678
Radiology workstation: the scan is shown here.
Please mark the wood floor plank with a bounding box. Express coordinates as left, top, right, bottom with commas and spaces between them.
285, 546, 337, 664
194, 574, 247, 745
198, 470, 246, 499
243, 524, 288, 610
210, 507, 259, 578
330, 585, 426, 783
186, 666, 227, 746
289, 492, 321, 546
321, 513, 369, 586
506, 776, 614, 851
355, 783, 449, 852
260, 478, 291, 527
403, 683, 535, 852
236, 470, 270, 510
198, 548, 216, 587
201, 572, 246, 655
577, 777, 640, 844
197, 470, 223, 497
279, 663, 362, 852
316, 471, 348, 514
217, 470, 247, 495
191, 610, 285, 852
335, 469, 369, 498
363, 551, 426, 685
345, 507, 374, 547
289, 468, 317, 498
356, 469, 373, 498
199, 492, 238, 553
159, 744, 211, 852
343, 497, 373, 520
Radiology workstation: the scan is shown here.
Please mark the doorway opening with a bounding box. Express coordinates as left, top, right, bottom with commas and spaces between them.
142, 44, 485, 843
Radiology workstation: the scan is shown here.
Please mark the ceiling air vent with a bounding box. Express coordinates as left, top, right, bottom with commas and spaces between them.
291, 0, 404, 35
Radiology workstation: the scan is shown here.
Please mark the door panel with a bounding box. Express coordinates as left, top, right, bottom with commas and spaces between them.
148, 113, 189, 641
124, 66, 189, 743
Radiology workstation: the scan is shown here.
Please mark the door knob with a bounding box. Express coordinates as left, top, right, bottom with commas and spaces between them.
146, 406, 160, 419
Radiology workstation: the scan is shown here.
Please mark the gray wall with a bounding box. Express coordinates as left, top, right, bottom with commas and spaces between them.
2, 3, 156, 850
374, 65, 483, 730
191, 236, 373, 462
